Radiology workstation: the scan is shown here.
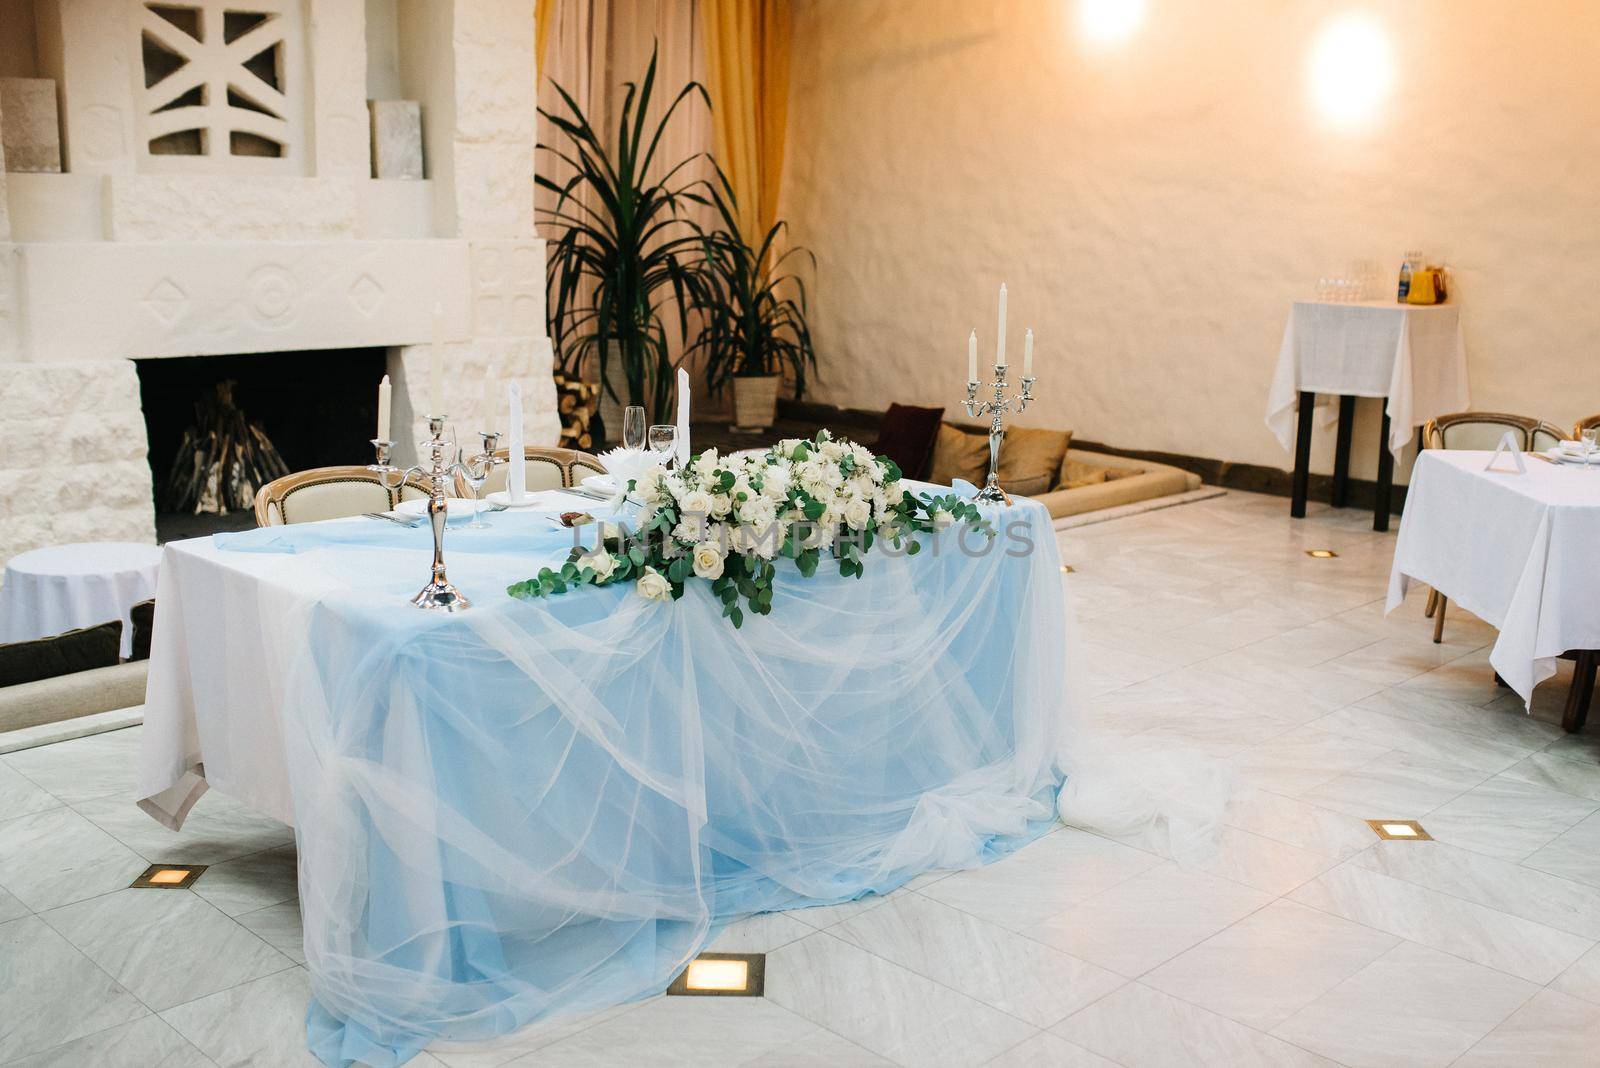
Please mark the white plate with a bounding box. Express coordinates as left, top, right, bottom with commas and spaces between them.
1546, 447, 1600, 465
395, 497, 479, 518
485, 489, 566, 509
581, 474, 620, 495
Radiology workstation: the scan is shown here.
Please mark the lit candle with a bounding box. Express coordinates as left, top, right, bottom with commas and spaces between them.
481, 362, 498, 433
967, 330, 978, 384
996, 283, 1007, 368
1023, 328, 1034, 378
427, 303, 443, 416
376, 374, 391, 442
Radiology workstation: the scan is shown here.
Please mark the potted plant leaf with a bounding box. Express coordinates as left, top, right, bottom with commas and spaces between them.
538, 48, 712, 438
689, 166, 817, 433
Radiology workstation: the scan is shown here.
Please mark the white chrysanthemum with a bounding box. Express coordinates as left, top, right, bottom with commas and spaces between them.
762, 465, 791, 500
738, 493, 778, 529
932, 508, 955, 531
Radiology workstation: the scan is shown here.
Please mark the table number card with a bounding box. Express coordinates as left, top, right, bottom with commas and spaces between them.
1485, 430, 1528, 475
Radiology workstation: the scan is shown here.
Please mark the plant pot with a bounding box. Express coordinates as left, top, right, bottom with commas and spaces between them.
731, 374, 781, 433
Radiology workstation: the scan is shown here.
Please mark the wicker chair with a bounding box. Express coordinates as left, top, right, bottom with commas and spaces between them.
1419, 412, 1572, 642
253, 466, 428, 526
475, 446, 605, 497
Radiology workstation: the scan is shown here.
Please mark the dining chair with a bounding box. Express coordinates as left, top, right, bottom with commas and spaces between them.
1419, 412, 1574, 642
253, 466, 426, 526
1576, 413, 1600, 440
474, 447, 606, 497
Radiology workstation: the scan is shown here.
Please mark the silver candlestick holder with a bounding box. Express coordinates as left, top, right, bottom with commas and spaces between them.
377, 416, 474, 611
963, 364, 1036, 503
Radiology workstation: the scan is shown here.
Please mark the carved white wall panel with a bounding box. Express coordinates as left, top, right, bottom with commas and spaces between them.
470, 240, 544, 339
109, 174, 358, 240
134, 0, 308, 174
307, 0, 370, 178
16, 239, 472, 361
35, 0, 140, 174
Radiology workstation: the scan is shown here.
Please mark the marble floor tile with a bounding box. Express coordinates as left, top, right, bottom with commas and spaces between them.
0, 761, 62, 820
0, 805, 148, 911
9, 1014, 213, 1068
1116, 824, 1337, 897
1422, 776, 1598, 860
506, 995, 885, 1067
1289, 861, 1593, 983
1358, 685, 1567, 751
236, 900, 306, 964
918, 826, 1162, 932
1297, 750, 1487, 820
1143, 899, 1397, 1030
1524, 811, 1600, 889
0, 884, 28, 923
1551, 942, 1600, 1005
785, 887, 903, 930
1189, 648, 1387, 712
1028, 863, 1272, 977
707, 911, 816, 954
1322, 636, 1466, 688
831, 892, 1124, 1028
1228, 726, 1391, 796
1502, 752, 1600, 803
429, 1004, 641, 1068
42, 887, 292, 1011
189, 844, 299, 916
764, 932, 1037, 1067
982, 1031, 1118, 1068
2, 726, 143, 806
74, 790, 294, 866
0, 915, 148, 1062
1453, 987, 1600, 1067
160, 967, 323, 1067
1239, 617, 1388, 668
1055, 981, 1337, 1067
1352, 839, 1600, 940
1311, 704, 1529, 774
1222, 788, 1379, 859
1271, 940, 1538, 1067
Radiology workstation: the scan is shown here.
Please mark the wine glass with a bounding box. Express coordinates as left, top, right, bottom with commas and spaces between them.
1583, 428, 1598, 470
648, 424, 678, 470
458, 444, 492, 529
623, 406, 647, 451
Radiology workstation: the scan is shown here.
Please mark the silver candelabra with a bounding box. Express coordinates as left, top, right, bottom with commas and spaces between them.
369, 416, 497, 612
963, 364, 1036, 503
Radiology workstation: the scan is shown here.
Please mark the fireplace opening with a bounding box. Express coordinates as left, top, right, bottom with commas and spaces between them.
136, 349, 387, 541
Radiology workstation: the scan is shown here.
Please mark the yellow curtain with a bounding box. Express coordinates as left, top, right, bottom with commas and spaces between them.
701, 0, 791, 245
536, 0, 558, 75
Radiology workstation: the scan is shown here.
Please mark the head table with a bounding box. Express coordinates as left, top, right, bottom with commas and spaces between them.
137, 485, 1074, 1067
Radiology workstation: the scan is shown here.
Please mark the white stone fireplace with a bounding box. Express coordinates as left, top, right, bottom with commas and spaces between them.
0, 0, 558, 564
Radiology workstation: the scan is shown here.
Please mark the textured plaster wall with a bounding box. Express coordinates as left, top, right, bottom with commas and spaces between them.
781, 0, 1600, 483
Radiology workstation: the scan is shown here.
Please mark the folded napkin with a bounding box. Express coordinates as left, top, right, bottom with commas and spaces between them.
675, 367, 691, 466
214, 508, 573, 556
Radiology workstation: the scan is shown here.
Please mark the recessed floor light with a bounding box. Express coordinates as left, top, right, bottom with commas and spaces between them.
1306, 549, 1339, 559
131, 863, 207, 889
666, 953, 765, 997
1366, 819, 1431, 841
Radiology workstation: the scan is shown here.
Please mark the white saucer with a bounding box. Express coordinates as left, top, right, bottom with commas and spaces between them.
485, 490, 548, 509
581, 474, 620, 495
395, 497, 479, 518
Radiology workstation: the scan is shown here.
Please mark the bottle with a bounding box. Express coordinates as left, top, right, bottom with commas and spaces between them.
1397, 257, 1412, 302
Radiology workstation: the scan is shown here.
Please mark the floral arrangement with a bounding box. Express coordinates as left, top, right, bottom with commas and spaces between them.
507, 430, 991, 627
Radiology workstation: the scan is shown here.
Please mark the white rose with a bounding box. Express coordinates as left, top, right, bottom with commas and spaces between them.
932, 508, 955, 531
584, 550, 618, 581
636, 566, 672, 601
692, 540, 726, 579
680, 488, 714, 518
842, 497, 873, 530
730, 477, 755, 503
708, 493, 733, 518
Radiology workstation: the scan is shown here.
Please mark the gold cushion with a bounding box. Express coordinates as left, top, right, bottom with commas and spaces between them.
998, 427, 1071, 497
929, 424, 989, 486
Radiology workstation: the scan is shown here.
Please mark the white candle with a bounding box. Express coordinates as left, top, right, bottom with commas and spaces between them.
996, 283, 1008, 368
1023, 328, 1034, 378
967, 330, 978, 384
427, 303, 443, 416
376, 374, 391, 442
481, 362, 498, 433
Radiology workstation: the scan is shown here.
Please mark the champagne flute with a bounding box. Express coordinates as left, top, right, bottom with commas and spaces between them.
648, 424, 678, 471
623, 406, 647, 451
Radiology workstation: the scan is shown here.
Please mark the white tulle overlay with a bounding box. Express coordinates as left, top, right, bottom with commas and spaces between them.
140, 491, 1091, 1066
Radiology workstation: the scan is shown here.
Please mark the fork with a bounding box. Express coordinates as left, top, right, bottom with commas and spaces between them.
362, 512, 425, 527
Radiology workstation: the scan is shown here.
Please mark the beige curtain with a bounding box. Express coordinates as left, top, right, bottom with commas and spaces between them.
701, 0, 790, 243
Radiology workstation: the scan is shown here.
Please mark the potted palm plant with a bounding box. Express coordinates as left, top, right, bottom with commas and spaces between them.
539, 49, 711, 438
690, 168, 817, 432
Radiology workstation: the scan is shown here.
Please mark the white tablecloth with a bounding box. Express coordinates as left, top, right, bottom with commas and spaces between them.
1267, 300, 1469, 455
0, 542, 162, 658
1386, 450, 1600, 703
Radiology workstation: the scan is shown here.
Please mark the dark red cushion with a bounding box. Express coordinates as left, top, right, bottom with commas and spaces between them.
874, 403, 945, 481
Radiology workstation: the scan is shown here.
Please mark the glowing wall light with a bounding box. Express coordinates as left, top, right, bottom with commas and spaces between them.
1078, 0, 1146, 46
1309, 13, 1394, 125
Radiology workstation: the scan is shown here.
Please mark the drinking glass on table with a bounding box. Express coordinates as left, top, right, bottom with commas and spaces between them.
648, 424, 679, 470
1583, 428, 1598, 469
623, 406, 647, 451
458, 444, 492, 528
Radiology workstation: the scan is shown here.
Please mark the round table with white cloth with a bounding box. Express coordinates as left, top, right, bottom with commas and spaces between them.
0, 542, 163, 658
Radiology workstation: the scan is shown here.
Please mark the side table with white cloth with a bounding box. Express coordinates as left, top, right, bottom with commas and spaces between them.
1386, 450, 1600, 729
0, 541, 162, 658
1267, 300, 1469, 531
137, 484, 1075, 1065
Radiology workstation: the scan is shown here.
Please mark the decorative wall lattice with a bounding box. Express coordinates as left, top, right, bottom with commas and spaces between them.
136, 0, 305, 172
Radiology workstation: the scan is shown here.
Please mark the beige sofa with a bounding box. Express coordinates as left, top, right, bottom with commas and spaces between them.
0, 660, 148, 734
930, 423, 1201, 520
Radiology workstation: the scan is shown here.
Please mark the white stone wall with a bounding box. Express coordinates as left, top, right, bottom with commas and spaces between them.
0, 362, 157, 566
